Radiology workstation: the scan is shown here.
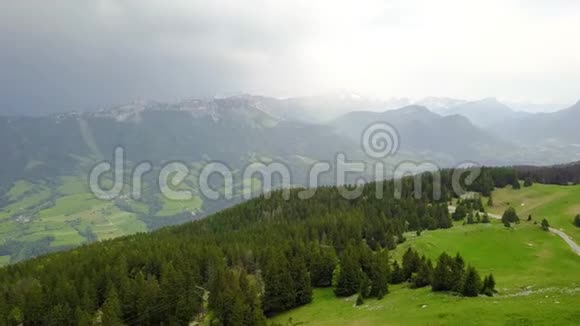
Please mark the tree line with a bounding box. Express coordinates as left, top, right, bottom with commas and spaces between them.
390, 248, 496, 297
515, 162, 580, 185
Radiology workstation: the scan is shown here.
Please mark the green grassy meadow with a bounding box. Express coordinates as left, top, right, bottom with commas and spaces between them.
156, 195, 204, 217
272, 221, 580, 325
487, 183, 580, 241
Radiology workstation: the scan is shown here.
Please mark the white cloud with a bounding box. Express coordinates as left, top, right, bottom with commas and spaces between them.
0, 0, 579, 113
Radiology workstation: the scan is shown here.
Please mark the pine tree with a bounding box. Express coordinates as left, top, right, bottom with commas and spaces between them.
412, 256, 433, 288
369, 250, 390, 298
310, 247, 337, 287
219, 271, 247, 325
390, 261, 404, 284
239, 270, 266, 326
432, 252, 454, 292
481, 275, 490, 295
128, 271, 160, 325
159, 262, 186, 320
575, 214, 580, 228
452, 205, 467, 221
75, 306, 92, 326
541, 218, 550, 231
101, 286, 124, 326
461, 266, 482, 297
481, 273, 497, 297
263, 250, 296, 314
334, 247, 362, 297
208, 260, 228, 320
502, 207, 519, 224
451, 253, 465, 292
22, 281, 44, 325
402, 248, 420, 280
487, 274, 496, 293
436, 204, 453, 229
359, 273, 371, 298
290, 254, 313, 305
47, 303, 73, 326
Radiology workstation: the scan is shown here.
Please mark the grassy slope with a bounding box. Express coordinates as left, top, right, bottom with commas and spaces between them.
0, 184, 51, 220
156, 195, 203, 217
487, 183, 580, 241
272, 222, 580, 325
0, 176, 148, 264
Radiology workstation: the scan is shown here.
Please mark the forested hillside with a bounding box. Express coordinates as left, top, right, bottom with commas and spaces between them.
0, 168, 516, 325
515, 161, 580, 185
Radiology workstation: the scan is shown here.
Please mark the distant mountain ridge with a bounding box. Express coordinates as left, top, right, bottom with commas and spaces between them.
491, 100, 580, 146
413, 97, 467, 115
3, 94, 580, 185
0, 96, 359, 187
2, 93, 580, 264
439, 98, 531, 127
330, 105, 514, 163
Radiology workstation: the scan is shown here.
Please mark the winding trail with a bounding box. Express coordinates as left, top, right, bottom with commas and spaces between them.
546, 227, 580, 255
449, 206, 580, 256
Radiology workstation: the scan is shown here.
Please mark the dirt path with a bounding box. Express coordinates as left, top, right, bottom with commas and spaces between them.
449, 206, 580, 256
547, 227, 580, 255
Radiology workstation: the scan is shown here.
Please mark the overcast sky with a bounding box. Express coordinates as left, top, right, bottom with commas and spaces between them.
1, 0, 579, 114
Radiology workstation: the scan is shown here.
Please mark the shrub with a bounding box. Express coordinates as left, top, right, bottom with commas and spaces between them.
541, 218, 550, 231
501, 207, 519, 224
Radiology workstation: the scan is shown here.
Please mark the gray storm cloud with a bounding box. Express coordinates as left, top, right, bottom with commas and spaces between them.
1, 0, 579, 114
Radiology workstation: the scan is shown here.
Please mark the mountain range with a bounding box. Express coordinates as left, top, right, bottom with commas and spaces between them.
1, 93, 580, 263
330, 105, 512, 163
439, 98, 531, 128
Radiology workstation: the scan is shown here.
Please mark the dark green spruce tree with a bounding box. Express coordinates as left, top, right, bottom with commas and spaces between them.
461, 266, 482, 297
334, 245, 362, 297
310, 246, 338, 287
263, 249, 296, 315
369, 250, 390, 299
290, 254, 313, 306
432, 252, 454, 292
412, 256, 433, 288
390, 261, 405, 284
